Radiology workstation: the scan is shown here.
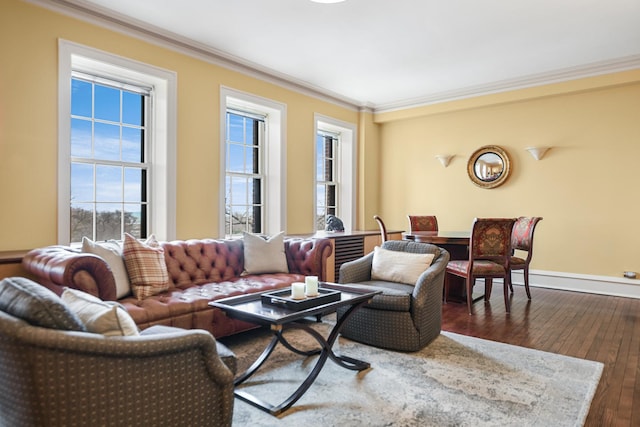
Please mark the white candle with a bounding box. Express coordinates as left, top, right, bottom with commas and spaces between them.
305, 276, 319, 296
291, 282, 306, 299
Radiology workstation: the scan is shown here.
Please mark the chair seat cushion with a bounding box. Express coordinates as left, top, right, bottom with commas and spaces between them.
447, 260, 506, 276
141, 325, 237, 375
345, 281, 413, 312
510, 256, 526, 268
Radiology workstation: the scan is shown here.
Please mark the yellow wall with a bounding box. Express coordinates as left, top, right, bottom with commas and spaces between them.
0, 0, 358, 249
374, 75, 640, 277
1, 0, 639, 281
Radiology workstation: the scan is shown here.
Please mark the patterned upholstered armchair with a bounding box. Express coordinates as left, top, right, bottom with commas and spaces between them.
337, 240, 449, 352
0, 277, 236, 427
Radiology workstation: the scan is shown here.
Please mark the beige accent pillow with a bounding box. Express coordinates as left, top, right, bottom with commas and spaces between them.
61, 288, 139, 336
82, 237, 131, 299
122, 233, 170, 300
242, 231, 289, 275
371, 246, 435, 285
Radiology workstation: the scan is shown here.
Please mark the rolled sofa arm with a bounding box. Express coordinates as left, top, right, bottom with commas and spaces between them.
22, 246, 117, 301
284, 238, 333, 281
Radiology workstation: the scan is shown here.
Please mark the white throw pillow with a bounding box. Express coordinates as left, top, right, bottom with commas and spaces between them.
242, 231, 289, 275
371, 246, 435, 285
61, 288, 139, 336
82, 237, 131, 299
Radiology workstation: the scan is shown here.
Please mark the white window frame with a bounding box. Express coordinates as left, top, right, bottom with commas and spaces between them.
220, 87, 286, 237
314, 114, 356, 231
58, 39, 177, 244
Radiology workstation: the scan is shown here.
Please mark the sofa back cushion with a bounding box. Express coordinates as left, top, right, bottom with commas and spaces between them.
0, 277, 86, 331
162, 239, 245, 289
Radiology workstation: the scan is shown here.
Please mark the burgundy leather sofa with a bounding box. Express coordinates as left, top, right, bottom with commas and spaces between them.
22, 237, 332, 338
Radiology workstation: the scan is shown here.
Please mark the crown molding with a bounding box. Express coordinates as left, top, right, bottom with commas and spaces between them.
374, 55, 640, 113
26, 0, 640, 113
27, 0, 363, 111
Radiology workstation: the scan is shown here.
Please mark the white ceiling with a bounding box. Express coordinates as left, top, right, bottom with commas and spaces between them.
53, 0, 640, 110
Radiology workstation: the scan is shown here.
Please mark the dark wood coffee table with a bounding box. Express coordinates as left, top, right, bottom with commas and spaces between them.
210, 282, 380, 416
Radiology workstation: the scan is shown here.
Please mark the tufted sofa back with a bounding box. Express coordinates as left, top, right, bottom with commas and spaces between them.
161, 237, 333, 289
162, 239, 245, 288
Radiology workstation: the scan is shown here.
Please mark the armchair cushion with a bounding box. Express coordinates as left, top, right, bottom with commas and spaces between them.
123, 233, 170, 300
0, 277, 85, 331
371, 246, 434, 285
141, 325, 237, 375
242, 231, 289, 275
61, 288, 139, 336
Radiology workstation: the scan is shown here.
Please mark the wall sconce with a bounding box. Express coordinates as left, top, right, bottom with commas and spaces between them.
525, 146, 551, 160
435, 154, 453, 167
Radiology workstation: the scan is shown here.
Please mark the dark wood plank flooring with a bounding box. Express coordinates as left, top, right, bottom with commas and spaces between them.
441, 285, 640, 427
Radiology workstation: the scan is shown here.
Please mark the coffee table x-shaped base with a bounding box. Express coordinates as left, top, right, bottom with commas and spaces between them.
234, 300, 371, 416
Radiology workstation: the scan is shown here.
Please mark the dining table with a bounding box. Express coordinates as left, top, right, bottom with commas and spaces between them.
402, 230, 477, 303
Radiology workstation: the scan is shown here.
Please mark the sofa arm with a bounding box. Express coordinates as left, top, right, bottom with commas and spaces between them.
284, 238, 333, 281
21, 246, 117, 301
338, 252, 375, 284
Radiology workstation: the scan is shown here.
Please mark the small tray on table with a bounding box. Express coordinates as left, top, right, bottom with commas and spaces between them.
261, 287, 341, 311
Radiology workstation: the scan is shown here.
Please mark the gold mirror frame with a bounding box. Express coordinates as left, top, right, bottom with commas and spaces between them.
467, 145, 511, 189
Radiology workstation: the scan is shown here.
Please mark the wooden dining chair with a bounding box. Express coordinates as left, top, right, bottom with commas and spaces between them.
407, 215, 439, 233
444, 217, 516, 314
373, 215, 388, 242
509, 216, 543, 299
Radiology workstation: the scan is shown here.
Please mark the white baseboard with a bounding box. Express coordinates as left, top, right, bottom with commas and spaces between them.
509, 270, 640, 300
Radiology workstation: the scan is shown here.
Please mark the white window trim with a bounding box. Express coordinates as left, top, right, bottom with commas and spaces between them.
58, 39, 177, 244
315, 114, 356, 231
220, 86, 286, 237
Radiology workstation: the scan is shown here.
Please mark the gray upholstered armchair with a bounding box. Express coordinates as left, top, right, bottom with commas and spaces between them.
337, 240, 449, 352
0, 277, 235, 427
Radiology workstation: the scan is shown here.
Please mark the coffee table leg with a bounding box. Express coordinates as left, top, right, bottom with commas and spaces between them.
234, 299, 371, 416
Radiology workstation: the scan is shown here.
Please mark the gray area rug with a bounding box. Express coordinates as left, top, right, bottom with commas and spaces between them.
222, 318, 603, 427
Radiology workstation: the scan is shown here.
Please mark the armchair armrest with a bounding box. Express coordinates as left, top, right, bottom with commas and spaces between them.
338, 252, 375, 284
11, 321, 234, 426
412, 247, 450, 311
284, 237, 333, 281
22, 246, 117, 301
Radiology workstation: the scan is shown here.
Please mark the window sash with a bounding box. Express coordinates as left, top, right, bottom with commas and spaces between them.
69, 76, 150, 242
225, 111, 265, 236
316, 132, 339, 230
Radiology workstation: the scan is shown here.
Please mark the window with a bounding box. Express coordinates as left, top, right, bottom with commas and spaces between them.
225, 110, 265, 235
316, 131, 339, 230
69, 74, 149, 242
314, 115, 356, 231
220, 87, 286, 237
59, 40, 177, 245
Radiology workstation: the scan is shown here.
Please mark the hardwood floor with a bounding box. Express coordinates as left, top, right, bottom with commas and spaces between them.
441, 285, 640, 427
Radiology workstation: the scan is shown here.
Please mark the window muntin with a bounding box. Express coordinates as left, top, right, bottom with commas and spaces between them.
69, 75, 149, 242
225, 111, 265, 235
316, 131, 339, 230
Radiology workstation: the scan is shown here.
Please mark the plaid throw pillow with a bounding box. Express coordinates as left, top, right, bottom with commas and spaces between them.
123, 233, 169, 300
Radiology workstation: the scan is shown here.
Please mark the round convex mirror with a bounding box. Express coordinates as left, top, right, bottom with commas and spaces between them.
467, 145, 511, 188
